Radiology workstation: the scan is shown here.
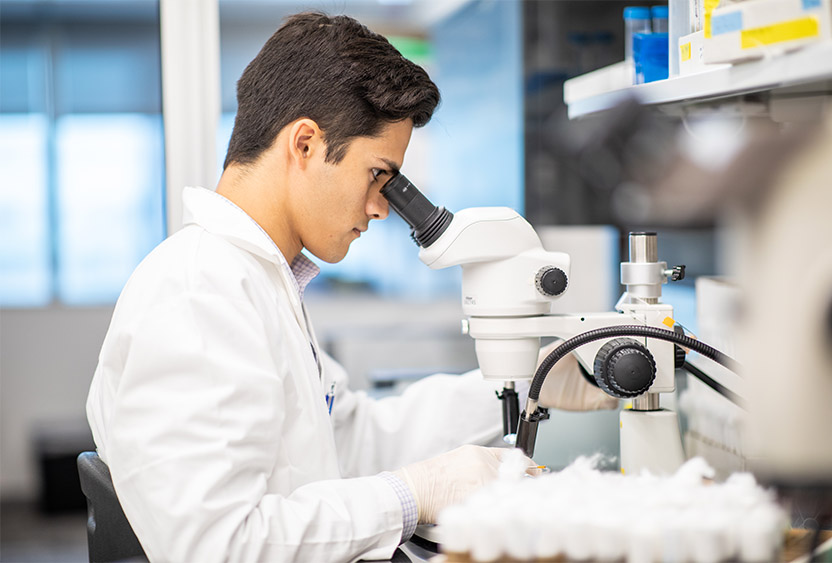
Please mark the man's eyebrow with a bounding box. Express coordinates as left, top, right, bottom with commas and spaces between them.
379, 158, 400, 175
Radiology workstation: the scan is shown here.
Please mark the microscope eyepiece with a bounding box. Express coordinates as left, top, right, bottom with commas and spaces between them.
380, 173, 453, 248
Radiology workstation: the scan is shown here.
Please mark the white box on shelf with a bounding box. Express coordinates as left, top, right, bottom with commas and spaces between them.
704, 0, 832, 64
679, 30, 707, 73
679, 30, 731, 74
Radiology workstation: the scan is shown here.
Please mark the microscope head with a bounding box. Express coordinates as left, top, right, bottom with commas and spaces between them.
382, 173, 571, 383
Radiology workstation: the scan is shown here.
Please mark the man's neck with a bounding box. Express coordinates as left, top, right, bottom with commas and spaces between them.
216, 162, 301, 262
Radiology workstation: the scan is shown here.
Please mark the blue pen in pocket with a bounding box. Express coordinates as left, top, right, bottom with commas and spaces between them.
325, 383, 336, 415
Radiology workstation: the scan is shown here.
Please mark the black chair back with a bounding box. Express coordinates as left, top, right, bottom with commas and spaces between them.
77, 451, 147, 562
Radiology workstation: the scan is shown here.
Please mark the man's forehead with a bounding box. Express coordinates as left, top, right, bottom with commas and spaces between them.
342, 119, 411, 164
352, 138, 405, 166
376, 157, 401, 174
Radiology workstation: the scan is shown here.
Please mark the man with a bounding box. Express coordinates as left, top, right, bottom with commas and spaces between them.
86, 12, 615, 562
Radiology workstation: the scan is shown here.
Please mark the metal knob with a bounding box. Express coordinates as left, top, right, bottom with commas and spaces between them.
664, 265, 686, 281
593, 338, 656, 398
535, 267, 568, 297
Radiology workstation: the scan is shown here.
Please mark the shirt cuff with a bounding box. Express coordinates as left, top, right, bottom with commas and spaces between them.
377, 471, 418, 543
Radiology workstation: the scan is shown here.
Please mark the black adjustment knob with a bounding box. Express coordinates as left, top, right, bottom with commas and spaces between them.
670, 265, 686, 281
593, 338, 656, 398
535, 267, 568, 297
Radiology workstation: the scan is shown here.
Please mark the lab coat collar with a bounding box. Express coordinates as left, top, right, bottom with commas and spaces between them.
181, 187, 318, 299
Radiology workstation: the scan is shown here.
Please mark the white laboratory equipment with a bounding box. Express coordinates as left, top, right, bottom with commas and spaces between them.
380, 173, 734, 476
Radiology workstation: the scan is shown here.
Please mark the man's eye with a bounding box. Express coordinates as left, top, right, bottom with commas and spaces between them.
371, 168, 383, 181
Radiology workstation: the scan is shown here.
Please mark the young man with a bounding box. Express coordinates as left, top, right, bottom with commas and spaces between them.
86, 12, 615, 562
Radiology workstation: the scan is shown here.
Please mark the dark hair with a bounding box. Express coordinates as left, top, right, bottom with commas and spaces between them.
224, 12, 440, 169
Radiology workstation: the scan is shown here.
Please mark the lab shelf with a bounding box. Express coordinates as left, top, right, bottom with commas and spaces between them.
564, 41, 832, 118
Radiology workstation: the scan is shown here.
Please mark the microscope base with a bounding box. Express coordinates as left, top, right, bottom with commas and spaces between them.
620, 408, 685, 476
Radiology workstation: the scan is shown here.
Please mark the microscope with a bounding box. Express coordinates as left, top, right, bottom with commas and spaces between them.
381, 172, 729, 475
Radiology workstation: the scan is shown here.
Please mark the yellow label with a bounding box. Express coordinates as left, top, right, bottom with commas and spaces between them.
621, 467, 626, 475
680, 42, 692, 62
741, 16, 819, 49
704, 0, 722, 38
662, 316, 676, 328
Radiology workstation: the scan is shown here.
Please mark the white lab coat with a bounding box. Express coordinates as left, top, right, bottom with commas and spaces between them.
86, 187, 503, 563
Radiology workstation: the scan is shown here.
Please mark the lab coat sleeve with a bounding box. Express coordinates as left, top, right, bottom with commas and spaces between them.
324, 353, 505, 478
105, 291, 404, 563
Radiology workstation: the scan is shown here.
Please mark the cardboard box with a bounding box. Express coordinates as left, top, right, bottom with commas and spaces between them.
704, 0, 831, 63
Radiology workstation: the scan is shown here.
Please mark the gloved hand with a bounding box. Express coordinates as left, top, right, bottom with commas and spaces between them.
537, 342, 619, 411
393, 445, 521, 524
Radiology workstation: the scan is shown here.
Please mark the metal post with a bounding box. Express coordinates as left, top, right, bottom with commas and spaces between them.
159, 0, 221, 235
632, 392, 661, 411
628, 232, 660, 304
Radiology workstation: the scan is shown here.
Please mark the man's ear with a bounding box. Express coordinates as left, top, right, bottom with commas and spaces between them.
288, 118, 323, 168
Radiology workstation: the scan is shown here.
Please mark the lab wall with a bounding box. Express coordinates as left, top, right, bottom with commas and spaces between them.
0, 307, 112, 500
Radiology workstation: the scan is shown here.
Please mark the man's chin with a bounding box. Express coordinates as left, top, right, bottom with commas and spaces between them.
308, 247, 349, 264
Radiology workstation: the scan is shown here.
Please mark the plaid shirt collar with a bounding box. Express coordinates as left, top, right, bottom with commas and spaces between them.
289, 253, 320, 301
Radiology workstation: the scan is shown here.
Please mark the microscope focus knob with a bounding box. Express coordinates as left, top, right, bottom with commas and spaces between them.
593, 338, 656, 399
535, 267, 568, 297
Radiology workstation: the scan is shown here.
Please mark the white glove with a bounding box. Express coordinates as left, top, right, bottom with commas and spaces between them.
537, 342, 619, 411
393, 445, 519, 524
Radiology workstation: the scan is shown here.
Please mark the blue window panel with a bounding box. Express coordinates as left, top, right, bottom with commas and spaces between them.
56, 27, 162, 114
54, 114, 165, 305
430, 0, 524, 215
0, 113, 51, 307
0, 40, 48, 113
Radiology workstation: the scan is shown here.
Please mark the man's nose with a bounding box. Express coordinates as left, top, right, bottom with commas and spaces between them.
367, 188, 389, 220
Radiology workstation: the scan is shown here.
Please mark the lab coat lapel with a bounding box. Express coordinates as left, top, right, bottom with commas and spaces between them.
181, 186, 309, 328
181, 187, 335, 439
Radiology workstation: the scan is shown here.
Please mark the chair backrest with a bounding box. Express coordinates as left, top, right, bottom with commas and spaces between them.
77, 451, 147, 562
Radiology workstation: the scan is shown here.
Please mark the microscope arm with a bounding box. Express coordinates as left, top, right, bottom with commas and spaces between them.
515, 324, 738, 457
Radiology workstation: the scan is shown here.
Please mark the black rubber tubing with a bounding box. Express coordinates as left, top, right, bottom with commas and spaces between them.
529, 325, 739, 401
684, 360, 745, 408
